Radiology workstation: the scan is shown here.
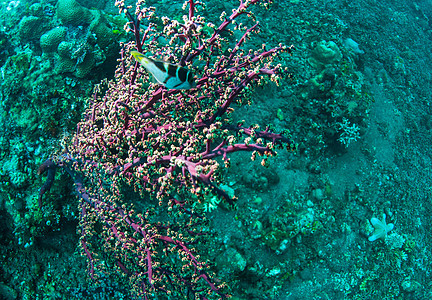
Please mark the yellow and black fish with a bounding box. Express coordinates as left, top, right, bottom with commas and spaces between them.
131, 51, 195, 90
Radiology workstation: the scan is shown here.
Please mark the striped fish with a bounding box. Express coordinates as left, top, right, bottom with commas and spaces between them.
131, 50, 195, 90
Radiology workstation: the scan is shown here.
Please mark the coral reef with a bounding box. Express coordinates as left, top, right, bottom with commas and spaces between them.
38, 0, 119, 78
56, 0, 93, 26
40, 26, 67, 52
1, 0, 432, 299
18, 16, 45, 40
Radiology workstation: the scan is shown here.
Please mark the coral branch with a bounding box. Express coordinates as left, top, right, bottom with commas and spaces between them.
38, 0, 294, 298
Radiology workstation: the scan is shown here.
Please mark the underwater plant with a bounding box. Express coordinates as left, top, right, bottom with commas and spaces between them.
38, 0, 294, 298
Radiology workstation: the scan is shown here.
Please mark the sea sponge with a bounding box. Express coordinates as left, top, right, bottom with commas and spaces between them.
56, 0, 92, 26
40, 27, 67, 52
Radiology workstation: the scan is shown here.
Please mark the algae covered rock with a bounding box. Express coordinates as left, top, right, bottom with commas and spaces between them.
216, 248, 247, 274
308, 40, 342, 70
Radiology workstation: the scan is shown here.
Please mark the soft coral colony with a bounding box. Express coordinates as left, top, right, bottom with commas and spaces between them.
38, 0, 295, 298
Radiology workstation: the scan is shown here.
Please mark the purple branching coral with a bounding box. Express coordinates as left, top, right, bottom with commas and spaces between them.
38, 0, 295, 298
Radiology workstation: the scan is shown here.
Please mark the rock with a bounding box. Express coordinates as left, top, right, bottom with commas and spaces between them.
308, 40, 342, 70
216, 248, 247, 274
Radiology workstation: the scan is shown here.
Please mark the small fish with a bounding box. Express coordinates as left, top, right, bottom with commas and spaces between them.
131, 50, 195, 90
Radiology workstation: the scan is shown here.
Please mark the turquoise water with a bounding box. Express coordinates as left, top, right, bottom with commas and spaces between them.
0, 0, 431, 299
